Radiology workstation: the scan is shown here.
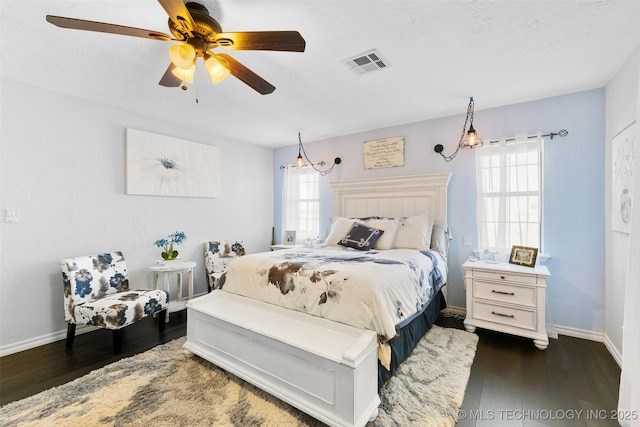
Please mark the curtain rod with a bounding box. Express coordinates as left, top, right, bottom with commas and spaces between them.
486, 129, 568, 144
279, 161, 326, 169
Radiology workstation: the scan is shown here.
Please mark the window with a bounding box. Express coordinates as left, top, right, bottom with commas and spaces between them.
475, 135, 544, 254
282, 166, 320, 243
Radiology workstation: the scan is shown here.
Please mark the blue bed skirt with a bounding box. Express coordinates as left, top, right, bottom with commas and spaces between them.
378, 288, 446, 390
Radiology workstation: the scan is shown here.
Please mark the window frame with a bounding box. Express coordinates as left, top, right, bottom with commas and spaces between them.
282, 166, 320, 244
475, 136, 545, 255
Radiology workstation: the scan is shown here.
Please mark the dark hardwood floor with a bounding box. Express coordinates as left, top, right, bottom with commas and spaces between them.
0, 311, 187, 406
438, 316, 622, 427
1, 312, 621, 427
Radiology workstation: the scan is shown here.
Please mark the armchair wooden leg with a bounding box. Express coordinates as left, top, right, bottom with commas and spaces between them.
65, 323, 76, 348
112, 329, 123, 354
158, 309, 167, 333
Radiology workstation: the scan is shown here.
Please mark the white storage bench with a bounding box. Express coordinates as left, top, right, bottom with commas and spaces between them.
184, 290, 381, 427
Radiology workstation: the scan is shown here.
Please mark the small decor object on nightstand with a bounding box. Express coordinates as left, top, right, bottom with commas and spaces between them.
284, 230, 296, 245
509, 245, 538, 267
154, 231, 187, 261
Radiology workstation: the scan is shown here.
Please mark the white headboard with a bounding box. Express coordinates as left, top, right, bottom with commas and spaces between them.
331, 173, 451, 302
330, 173, 451, 222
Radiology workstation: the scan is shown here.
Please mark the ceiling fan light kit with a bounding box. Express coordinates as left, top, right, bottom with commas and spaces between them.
169, 43, 196, 70
45, 0, 306, 95
204, 55, 230, 84
171, 63, 195, 84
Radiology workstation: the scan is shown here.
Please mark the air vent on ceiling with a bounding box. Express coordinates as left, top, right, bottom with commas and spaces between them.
343, 49, 390, 75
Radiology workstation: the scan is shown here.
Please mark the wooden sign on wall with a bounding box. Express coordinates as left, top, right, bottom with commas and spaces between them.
363, 136, 405, 169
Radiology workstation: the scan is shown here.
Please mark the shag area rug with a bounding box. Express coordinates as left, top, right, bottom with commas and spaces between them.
0, 325, 478, 427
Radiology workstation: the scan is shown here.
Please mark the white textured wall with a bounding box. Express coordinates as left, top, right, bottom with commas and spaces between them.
0, 79, 274, 354
605, 44, 640, 359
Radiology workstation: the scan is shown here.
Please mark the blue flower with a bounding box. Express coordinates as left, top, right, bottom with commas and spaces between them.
74, 269, 93, 297
144, 298, 162, 314
160, 158, 176, 169
173, 231, 186, 245
93, 253, 113, 272
154, 238, 169, 248
110, 273, 127, 290
153, 232, 187, 249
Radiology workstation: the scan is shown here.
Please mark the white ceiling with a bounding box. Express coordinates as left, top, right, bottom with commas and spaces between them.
2, 0, 639, 147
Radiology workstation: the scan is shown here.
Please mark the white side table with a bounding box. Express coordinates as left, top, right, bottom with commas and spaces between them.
149, 261, 196, 322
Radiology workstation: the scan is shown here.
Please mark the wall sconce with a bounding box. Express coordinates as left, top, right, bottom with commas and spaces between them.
434, 97, 483, 162
281, 133, 342, 176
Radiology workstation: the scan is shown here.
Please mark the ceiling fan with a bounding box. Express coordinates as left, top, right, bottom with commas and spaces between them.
45, 0, 306, 95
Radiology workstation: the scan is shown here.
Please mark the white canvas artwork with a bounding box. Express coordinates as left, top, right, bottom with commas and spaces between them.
612, 122, 637, 233
126, 128, 220, 198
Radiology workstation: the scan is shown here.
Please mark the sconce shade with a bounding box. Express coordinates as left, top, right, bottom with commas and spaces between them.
205, 55, 230, 84
461, 122, 482, 148
169, 43, 196, 70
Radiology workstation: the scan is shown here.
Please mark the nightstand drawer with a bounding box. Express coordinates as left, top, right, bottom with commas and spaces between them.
472, 301, 537, 331
473, 269, 538, 285
473, 281, 536, 308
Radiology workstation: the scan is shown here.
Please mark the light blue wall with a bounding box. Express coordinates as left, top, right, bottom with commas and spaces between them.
273, 89, 605, 333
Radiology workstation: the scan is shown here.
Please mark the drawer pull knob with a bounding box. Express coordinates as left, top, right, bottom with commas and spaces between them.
492, 290, 515, 296
491, 311, 515, 318
500, 275, 506, 280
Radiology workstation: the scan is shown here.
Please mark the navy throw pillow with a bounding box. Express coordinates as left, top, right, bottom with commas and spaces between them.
338, 222, 384, 251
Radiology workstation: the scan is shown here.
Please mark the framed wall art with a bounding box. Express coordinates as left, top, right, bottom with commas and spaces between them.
126, 128, 220, 198
509, 246, 538, 267
363, 136, 404, 169
612, 121, 637, 233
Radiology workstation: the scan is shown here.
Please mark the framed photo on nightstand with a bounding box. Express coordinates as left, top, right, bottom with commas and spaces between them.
509, 246, 538, 267
284, 230, 296, 245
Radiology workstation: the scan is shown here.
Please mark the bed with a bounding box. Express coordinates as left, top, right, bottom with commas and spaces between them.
185, 173, 451, 427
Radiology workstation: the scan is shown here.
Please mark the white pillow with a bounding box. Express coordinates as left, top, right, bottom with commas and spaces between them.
325, 217, 356, 246
430, 221, 450, 258
366, 218, 399, 250
393, 215, 434, 250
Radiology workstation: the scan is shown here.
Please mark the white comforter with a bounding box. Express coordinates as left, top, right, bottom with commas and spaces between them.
217, 246, 447, 341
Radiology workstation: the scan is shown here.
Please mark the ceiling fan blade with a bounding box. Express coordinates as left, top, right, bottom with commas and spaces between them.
157, 0, 197, 34
45, 15, 171, 41
217, 54, 276, 95
215, 31, 306, 52
159, 64, 183, 87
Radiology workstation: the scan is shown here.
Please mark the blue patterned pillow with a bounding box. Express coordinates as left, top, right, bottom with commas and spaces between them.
338, 222, 384, 251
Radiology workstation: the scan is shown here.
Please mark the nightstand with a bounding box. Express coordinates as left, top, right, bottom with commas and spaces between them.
463, 260, 550, 350
149, 261, 196, 321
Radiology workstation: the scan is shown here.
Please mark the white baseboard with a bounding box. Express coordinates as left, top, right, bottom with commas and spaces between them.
603, 334, 623, 367
0, 324, 97, 357
0, 293, 209, 358
437, 309, 622, 366
554, 324, 604, 342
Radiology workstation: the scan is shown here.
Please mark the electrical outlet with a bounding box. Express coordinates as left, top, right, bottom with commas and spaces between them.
463, 235, 471, 247
5, 209, 20, 223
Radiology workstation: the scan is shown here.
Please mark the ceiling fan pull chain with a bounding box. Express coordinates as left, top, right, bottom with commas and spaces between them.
195, 70, 199, 104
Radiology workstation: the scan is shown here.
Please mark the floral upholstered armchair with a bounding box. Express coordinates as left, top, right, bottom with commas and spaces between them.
204, 241, 245, 292
61, 251, 169, 354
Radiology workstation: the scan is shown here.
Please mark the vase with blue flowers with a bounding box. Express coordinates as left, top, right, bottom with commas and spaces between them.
154, 231, 187, 261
